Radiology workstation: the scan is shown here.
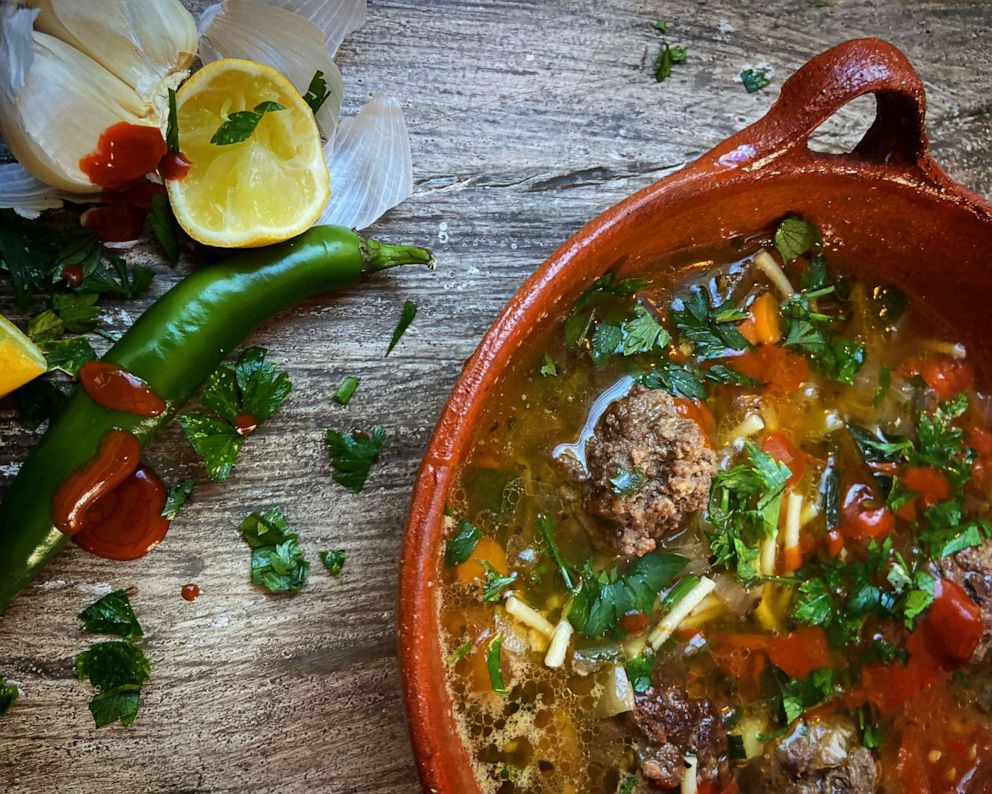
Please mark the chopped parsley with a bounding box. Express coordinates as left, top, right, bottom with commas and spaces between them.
707, 442, 792, 583
211, 100, 285, 145
636, 360, 707, 400
568, 552, 687, 638
703, 363, 762, 387
386, 299, 417, 356
448, 641, 472, 665
303, 70, 332, 115
319, 549, 347, 577
740, 68, 770, 93
166, 88, 180, 153
539, 353, 558, 377
671, 286, 750, 360
75, 640, 151, 727
79, 590, 143, 640
487, 633, 509, 695
536, 514, 579, 594
564, 272, 648, 348
444, 519, 482, 566
333, 376, 360, 405
618, 775, 637, 794
779, 667, 837, 724
874, 366, 892, 405
239, 508, 310, 592
621, 305, 670, 356
0, 678, 19, 716
774, 216, 821, 263
179, 347, 291, 482
625, 653, 657, 693
43, 337, 96, 376
655, 42, 688, 82
161, 478, 195, 521
325, 425, 385, 491
481, 562, 517, 602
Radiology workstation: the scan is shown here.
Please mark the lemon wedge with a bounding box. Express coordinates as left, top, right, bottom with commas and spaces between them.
166, 59, 330, 248
0, 315, 47, 398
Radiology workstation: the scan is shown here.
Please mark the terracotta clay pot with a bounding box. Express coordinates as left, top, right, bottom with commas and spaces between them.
398, 38, 992, 792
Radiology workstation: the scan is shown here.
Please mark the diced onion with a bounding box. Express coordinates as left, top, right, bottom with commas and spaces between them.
759, 533, 777, 577
681, 755, 698, 794
505, 595, 555, 637
727, 413, 765, 447
544, 619, 574, 669
648, 576, 716, 650
596, 664, 635, 717
783, 492, 803, 551
753, 249, 796, 298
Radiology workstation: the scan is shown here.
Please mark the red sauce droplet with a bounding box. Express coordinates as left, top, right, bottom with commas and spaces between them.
61, 264, 84, 287
79, 122, 167, 191
52, 429, 171, 561
79, 361, 166, 417
181, 583, 201, 601
234, 412, 258, 436
159, 151, 192, 181
80, 181, 167, 243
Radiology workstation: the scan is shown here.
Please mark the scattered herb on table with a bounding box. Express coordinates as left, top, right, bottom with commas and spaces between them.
650, 20, 669, 33
0, 677, 19, 716
386, 299, 417, 356
75, 640, 151, 727
179, 346, 292, 482
325, 425, 385, 492
333, 376, 361, 405
79, 589, 143, 639
166, 88, 180, 153
29, 293, 101, 342
162, 478, 196, 521
211, 100, 285, 145
319, 549, 347, 577
43, 337, 97, 376
655, 42, 688, 82
303, 70, 332, 115
148, 192, 180, 266
740, 68, 770, 93
239, 508, 310, 592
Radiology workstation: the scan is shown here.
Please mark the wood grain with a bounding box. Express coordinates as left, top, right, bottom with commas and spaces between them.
1, 1, 990, 791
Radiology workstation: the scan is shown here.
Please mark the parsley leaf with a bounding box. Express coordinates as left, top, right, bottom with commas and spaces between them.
448, 641, 472, 665
740, 69, 770, 93
569, 552, 687, 638
30, 293, 101, 342
914, 394, 975, 488
0, 209, 56, 307
625, 654, 657, 693
487, 633, 509, 695
333, 376, 360, 406
779, 668, 836, 724
650, 20, 669, 33
303, 70, 332, 115
539, 353, 558, 377
445, 519, 482, 566
79, 590, 143, 639
178, 413, 243, 482
875, 366, 892, 405
325, 426, 385, 492
148, 192, 179, 266
386, 299, 417, 356
564, 273, 648, 348
319, 549, 347, 577
671, 287, 750, 360
655, 42, 687, 82
0, 677, 18, 716
621, 305, 670, 356
590, 322, 623, 365
44, 337, 97, 376
848, 425, 914, 464
774, 217, 821, 263
707, 442, 792, 583
14, 379, 69, 430
211, 100, 285, 145
76, 253, 154, 299
75, 641, 151, 727
637, 360, 707, 400
166, 88, 179, 153
239, 508, 310, 592
162, 478, 195, 521
481, 562, 517, 602
536, 513, 579, 594
703, 363, 762, 386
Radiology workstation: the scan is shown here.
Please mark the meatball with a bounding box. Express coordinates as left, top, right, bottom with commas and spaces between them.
737, 718, 878, 794
632, 684, 727, 789
583, 385, 717, 557
939, 538, 992, 662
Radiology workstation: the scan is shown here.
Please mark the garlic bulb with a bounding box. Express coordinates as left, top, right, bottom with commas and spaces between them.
28, 0, 197, 119
0, 0, 196, 193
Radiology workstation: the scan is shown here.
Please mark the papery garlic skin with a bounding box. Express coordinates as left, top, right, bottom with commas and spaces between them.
1, 26, 160, 193
27, 0, 197, 121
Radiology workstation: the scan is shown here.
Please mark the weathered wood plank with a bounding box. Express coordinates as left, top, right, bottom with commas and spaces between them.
1, 0, 990, 791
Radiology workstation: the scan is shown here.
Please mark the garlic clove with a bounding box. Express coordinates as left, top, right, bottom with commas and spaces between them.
27, 0, 197, 120
319, 93, 413, 230
0, 11, 163, 193
199, 0, 344, 142
0, 162, 100, 218
270, 0, 367, 57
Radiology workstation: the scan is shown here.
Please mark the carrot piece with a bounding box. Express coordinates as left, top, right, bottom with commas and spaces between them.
782, 545, 802, 573
899, 356, 973, 401
750, 292, 782, 344
455, 537, 508, 584
901, 466, 952, 508
765, 626, 832, 678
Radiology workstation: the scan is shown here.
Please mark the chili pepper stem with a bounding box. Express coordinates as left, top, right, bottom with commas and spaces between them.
361, 235, 437, 272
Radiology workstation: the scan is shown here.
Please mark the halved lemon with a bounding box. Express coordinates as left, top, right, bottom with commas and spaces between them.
0, 315, 47, 398
166, 59, 330, 248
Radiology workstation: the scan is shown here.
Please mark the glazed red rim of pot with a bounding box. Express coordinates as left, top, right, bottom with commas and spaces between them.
398, 37, 992, 794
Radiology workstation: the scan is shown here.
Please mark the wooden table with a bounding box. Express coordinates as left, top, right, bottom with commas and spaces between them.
1, 1, 990, 791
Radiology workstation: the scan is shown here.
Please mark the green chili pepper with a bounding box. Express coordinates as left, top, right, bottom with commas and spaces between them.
0, 226, 434, 614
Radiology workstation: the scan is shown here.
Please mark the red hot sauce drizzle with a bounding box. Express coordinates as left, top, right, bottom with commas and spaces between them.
159, 151, 192, 181
181, 584, 201, 601
61, 265, 84, 287
79, 122, 168, 191
79, 361, 167, 417
51, 429, 171, 561
233, 412, 258, 436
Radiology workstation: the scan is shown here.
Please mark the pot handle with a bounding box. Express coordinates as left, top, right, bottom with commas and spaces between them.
706, 38, 938, 178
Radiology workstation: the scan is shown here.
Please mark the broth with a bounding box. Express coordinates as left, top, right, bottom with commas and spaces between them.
436, 220, 992, 794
